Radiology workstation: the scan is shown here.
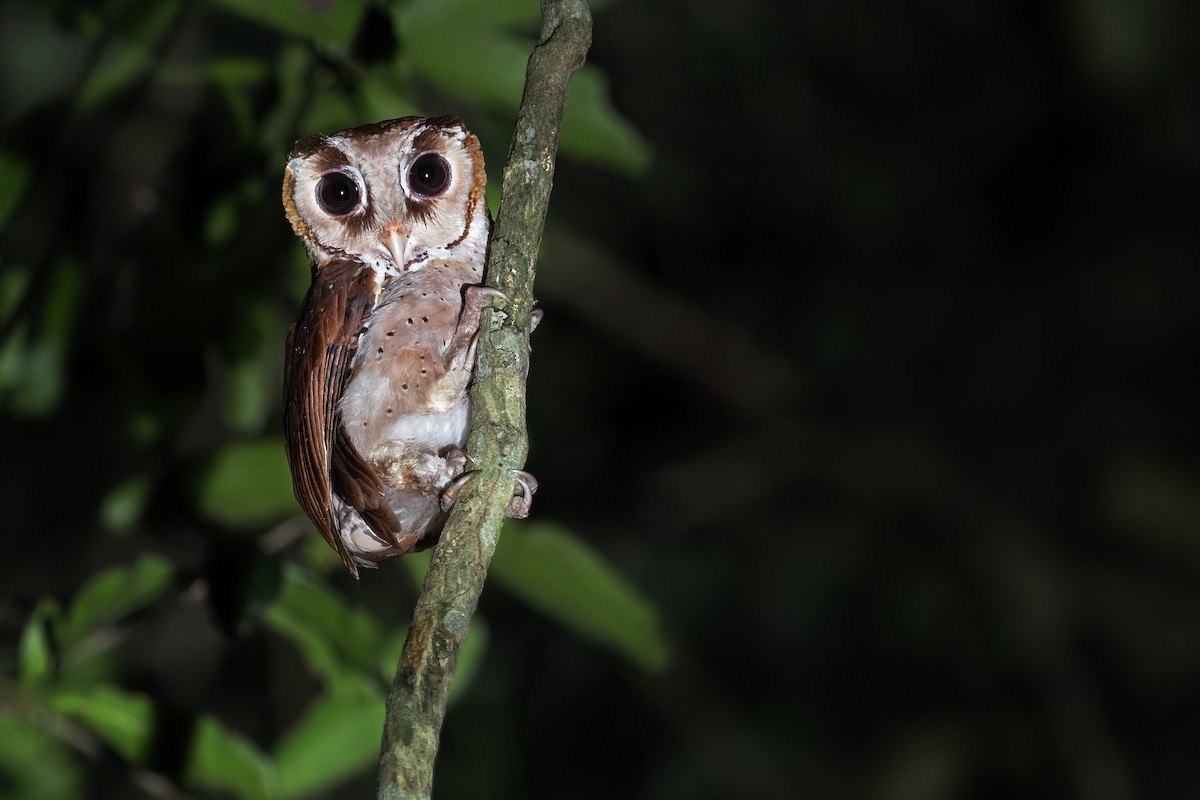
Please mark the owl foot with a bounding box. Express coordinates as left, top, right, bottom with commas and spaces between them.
459, 287, 541, 338
371, 441, 466, 494
440, 469, 538, 518
507, 470, 538, 517
444, 286, 508, 371
443, 446, 469, 474
456, 286, 508, 338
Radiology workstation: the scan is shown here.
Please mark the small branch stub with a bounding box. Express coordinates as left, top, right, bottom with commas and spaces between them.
376, 3, 592, 799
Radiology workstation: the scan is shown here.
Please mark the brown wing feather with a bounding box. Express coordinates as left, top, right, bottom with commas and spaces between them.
329, 431, 401, 540
282, 259, 402, 574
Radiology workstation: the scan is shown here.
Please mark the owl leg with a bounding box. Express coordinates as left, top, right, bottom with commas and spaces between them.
436, 289, 539, 518
443, 286, 506, 371
446, 287, 541, 372
439, 469, 538, 518
371, 440, 467, 497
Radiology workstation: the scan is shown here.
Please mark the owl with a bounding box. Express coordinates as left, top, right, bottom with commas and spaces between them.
281, 116, 536, 577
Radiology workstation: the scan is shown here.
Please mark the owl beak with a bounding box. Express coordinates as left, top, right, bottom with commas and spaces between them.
382, 224, 409, 270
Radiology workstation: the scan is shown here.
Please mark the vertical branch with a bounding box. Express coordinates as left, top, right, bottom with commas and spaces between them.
376, 2, 592, 799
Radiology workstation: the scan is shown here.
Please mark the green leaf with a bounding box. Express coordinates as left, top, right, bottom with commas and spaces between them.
264, 563, 384, 687
198, 438, 297, 526
298, 530, 345, 574
205, 56, 270, 85
399, 547, 433, 592
205, 193, 240, 246
491, 522, 670, 671
486, 183, 501, 218
75, 1, 182, 112
397, 2, 650, 175
0, 324, 27, 401
222, 304, 282, 435
299, 86, 361, 146
397, 0, 538, 32
560, 67, 652, 175
213, 0, 368, 49
274, 682, 384, 798
42, 258, 82, 336
449, 616, 488, 704
0, 263, 29, 322
0, 149, 32, 231
49, 686, 154, 762
184, 715, 280, 800
358, 68, 422, 125
260, 45, 313, 154
57, 554, 174, 650
211, 79, 256, 141
1, 259, 83, 417
99, 474, 151, 534
401, 30, 529, 109
17, 616, 52, 684
397, 0, 531, 108
224, 356, 273, 434
8, 338, 63, 416
18, 598, 61, 685
0, 716, 83, 800
77, 45, 149, 112
378, 625, 408, 684
874, 725, 969, 800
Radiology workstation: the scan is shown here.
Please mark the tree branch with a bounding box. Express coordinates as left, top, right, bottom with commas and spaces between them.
376, 2, 592, 798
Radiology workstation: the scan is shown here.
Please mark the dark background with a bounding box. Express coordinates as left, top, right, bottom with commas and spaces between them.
2, 0, 1199, 798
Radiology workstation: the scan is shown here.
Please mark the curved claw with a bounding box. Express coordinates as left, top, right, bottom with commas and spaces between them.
439, 471, 473, 512
470, 286, 509, 307
507, 470, 538, 518
468, 286, 542, 332
439, 468, 538, 517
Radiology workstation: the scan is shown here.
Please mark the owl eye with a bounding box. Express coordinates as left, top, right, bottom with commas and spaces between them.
316, 172, 361, 215
408, 154, 451, 197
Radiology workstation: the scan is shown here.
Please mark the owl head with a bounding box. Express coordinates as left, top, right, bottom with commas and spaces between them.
282, 116, 490, 272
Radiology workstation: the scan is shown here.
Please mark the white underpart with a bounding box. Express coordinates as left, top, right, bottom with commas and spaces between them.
377, 392, 470, 450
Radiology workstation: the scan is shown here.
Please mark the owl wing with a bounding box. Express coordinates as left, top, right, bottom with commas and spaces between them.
283, 259, 402, 575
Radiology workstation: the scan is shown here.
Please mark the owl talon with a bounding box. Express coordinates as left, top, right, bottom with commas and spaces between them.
444, 446, 469, 473
508, 470, 538, 518
464, 285, 508, 313
439, 468, 538, 517
440, 471, 472, 511
466, 286, 543, 328
481, 286, 508, 303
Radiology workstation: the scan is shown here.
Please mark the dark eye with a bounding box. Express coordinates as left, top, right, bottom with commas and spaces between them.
408, 154, 450, 197
316, 172, 361, 215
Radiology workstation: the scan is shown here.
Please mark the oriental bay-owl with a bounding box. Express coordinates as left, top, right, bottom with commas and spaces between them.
282, 116, 536, 577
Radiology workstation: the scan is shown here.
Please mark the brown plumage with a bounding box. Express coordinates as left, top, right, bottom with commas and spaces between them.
280, 116, 534, 576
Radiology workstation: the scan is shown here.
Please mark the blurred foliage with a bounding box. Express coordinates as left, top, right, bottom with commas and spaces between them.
0, 0, 660, 797
492, 522, 669, 671
2, 0, 1200, 798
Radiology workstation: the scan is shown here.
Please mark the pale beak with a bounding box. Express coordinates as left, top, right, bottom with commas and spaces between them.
381, 223, 409, 270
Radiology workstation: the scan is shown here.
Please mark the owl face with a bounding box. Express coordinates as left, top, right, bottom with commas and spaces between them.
282, 116, 489, 272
